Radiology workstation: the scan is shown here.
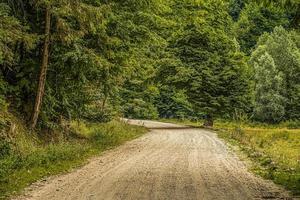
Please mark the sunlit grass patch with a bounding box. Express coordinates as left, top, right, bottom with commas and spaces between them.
217, 125, 300, 195
0, 116, 147, 200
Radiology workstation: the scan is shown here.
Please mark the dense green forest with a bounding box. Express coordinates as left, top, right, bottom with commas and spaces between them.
0, 0, 299, 128
0, 0, 300, 198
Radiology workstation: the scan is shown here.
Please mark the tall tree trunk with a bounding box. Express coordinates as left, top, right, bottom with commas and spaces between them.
30, 7, 51, 129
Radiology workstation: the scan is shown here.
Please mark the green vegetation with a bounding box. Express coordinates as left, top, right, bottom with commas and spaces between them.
250, 26, 300, 122
218, 126, 300, 195
162, 118, 300, 195
0, 0, 299, 197
1, 0, 299, 127
0, 112, 147, 199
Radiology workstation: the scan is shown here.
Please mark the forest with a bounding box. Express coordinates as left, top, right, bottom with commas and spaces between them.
0, 0, 299, 199
0, 0, 299, 127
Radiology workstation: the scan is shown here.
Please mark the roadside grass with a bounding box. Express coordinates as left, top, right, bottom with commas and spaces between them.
218, 127, 300, 195
161, 118, 300, 195
0, 113, 147, 200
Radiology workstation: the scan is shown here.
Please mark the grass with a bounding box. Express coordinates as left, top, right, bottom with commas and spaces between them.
161, 118, 300, 195
0, 113, 147, 200
217, 126, 300, 195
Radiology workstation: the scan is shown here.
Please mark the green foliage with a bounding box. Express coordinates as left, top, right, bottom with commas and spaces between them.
0, 0, 299, 129
170, 0, 251, 120
229, 0, 247, 21
123, 99, 159, 119
0, 3, 35, 66
256, 0, 300, 28
252, 53, 286, 123
1, 0, 300, 198
217, 124, 300, 195
156, 87, 193, 119
0, 119, 146, 199
235, 2, 289, 54
0, 74, 8, 110
0, 139, 12, 158
166, 118, 300, 194
250, 26, 300, 121
0, 2, 36, 110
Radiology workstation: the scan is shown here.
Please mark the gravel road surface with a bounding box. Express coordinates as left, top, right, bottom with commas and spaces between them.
14, 120, 292, 200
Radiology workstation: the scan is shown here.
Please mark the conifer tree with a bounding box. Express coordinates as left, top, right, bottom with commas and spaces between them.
234, 2, 289, 54
171, 0, 251, 126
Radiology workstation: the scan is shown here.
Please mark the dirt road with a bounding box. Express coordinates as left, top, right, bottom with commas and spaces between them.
15, 120, 292, 200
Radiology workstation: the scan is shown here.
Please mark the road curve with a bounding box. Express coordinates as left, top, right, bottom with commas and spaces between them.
14, 120, 292, 200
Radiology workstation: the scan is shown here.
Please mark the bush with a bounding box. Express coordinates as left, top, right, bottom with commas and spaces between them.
82, 109, 113, 123
0, 140, 12, 158
123, 99, 159, 119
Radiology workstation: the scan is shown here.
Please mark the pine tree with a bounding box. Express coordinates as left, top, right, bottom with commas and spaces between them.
229, 0, 247, 21
257, 0, 300, 28
1, 0, 299, 128
171, 0, 251, 126
117, 0, 175, 119
234, 2, 289, 54
0, 2, 36, 109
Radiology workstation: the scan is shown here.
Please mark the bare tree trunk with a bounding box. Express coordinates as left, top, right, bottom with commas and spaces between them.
31, 7, 51, 129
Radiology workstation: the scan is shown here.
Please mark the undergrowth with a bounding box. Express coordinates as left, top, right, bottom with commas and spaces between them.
0, 112, 147, 199
217, 127, 300, 195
